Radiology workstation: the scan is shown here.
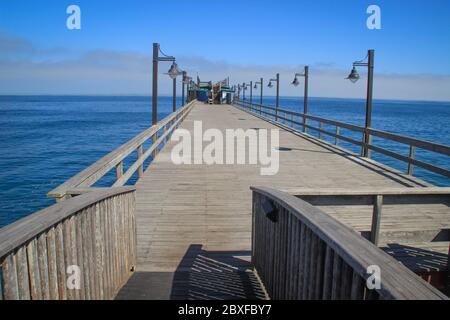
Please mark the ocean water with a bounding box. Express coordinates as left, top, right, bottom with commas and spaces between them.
0, 95, 449, 227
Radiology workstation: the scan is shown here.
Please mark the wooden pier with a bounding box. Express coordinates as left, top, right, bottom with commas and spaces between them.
0, 100, 449, 300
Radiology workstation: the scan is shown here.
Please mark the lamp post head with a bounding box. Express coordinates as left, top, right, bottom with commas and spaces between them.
254, 83, 258, 89
292, 76, 300, 87
268, 81, 273, 88
346, 66, 360, 83
167, 62, 182, 79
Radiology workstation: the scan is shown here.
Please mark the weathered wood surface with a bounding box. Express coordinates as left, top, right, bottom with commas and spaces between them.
251, 187, 448, 300
0, 187, 136, 300
48, 101, 195, 200
117, 102, 449, 299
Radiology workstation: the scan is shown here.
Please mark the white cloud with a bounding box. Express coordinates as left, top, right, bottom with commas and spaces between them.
1, 32, 450, 101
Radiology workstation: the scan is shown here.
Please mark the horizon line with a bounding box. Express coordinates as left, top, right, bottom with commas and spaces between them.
1, 94, 450, 104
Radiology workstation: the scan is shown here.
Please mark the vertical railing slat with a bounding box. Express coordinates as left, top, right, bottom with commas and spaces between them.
27, 239, 42, 300
331, 254, 342, 300
62, 218, 73, 299
55, 222, 67, 300
46, 227, 60, 299
37, 233, 50, 299
2, 254, 19, 300
80, 210, 91, 300
16, 246, 31, 299
322, 246, 333, 300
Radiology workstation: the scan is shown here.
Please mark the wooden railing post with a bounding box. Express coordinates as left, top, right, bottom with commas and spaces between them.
137, 145, 144, 178
116, 161, 123, 180
335, 127, 340, 145
407, 145, 415, 176
319, 122, 324, 139
370, 195, 383, 246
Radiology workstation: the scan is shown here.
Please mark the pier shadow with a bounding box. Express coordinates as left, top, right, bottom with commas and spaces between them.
278, 123, 430, 187
382, 243, 448, 273
240, 107, 430, 187
382, 243, 449, 295
170, 244, 267, 300
115, 244, 267, 300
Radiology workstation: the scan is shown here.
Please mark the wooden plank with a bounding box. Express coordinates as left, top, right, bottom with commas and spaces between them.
16, 246, 31, 299
75, 213, 85, 299
26, 239, 42, 300
55, 222, 67, 299
63, 218, 74, 300
46, 227, 59, 300
350, 271, 365, 300
322, 246, 333, 300
2, 254, 19, 300
331, 254, 342, 300
37, 233, 50, 299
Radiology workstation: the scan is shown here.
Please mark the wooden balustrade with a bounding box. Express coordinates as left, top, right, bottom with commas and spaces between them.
251, 187, 448, 300
0, 187, 136, 300
236, 100, 450, 180
283, 187, 450, 246
48, 101, 196, 201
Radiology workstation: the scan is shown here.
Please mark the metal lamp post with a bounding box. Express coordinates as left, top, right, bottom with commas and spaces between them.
242, 83, 250, 100
254, 78, 263, 114
181, 72, 191, 107
248, 81, 253, 107
152, 43, 181, 125
346, 49, 375, 158
268, 73, 280, 121
254, 78, 263, 106
292, 66, 309, 132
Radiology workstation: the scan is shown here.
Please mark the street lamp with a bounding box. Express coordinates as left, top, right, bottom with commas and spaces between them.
152, 43, 182, 124
267, 73, 280, 121
242, 82, 250, 100
346, 49, 375, 158
181, 72, 191, 107
254, 78, 263, 111
292, 66, 309, 132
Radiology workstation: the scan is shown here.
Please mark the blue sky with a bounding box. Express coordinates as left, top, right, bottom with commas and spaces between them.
1, 0, 450, 99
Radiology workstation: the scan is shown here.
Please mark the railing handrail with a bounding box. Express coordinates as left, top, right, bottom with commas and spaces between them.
0, 186, 136, 260
236, 99, 450, 179
238, 99, 450, 155
251, 186, 448, 299
48, 101, 196, 199
279, 187, 450, 196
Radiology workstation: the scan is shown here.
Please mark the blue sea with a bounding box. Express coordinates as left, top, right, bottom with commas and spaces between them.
0, 95, 449, 227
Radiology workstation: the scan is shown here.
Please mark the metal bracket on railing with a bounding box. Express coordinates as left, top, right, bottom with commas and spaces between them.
262, 198, 278, 223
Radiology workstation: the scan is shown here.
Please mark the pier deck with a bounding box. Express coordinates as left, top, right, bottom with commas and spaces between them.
116, 102, 449, 299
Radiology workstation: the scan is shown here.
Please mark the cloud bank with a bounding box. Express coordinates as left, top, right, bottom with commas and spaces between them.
1, 32, 450, 101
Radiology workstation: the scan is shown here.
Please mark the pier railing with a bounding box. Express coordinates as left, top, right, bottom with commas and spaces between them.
236, 100, 450, 180
0, 187, 136, 300
251, 187, 448, 300
282, 187, 450, 246
48, 100, 196, 201
0, 100, 196, 300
